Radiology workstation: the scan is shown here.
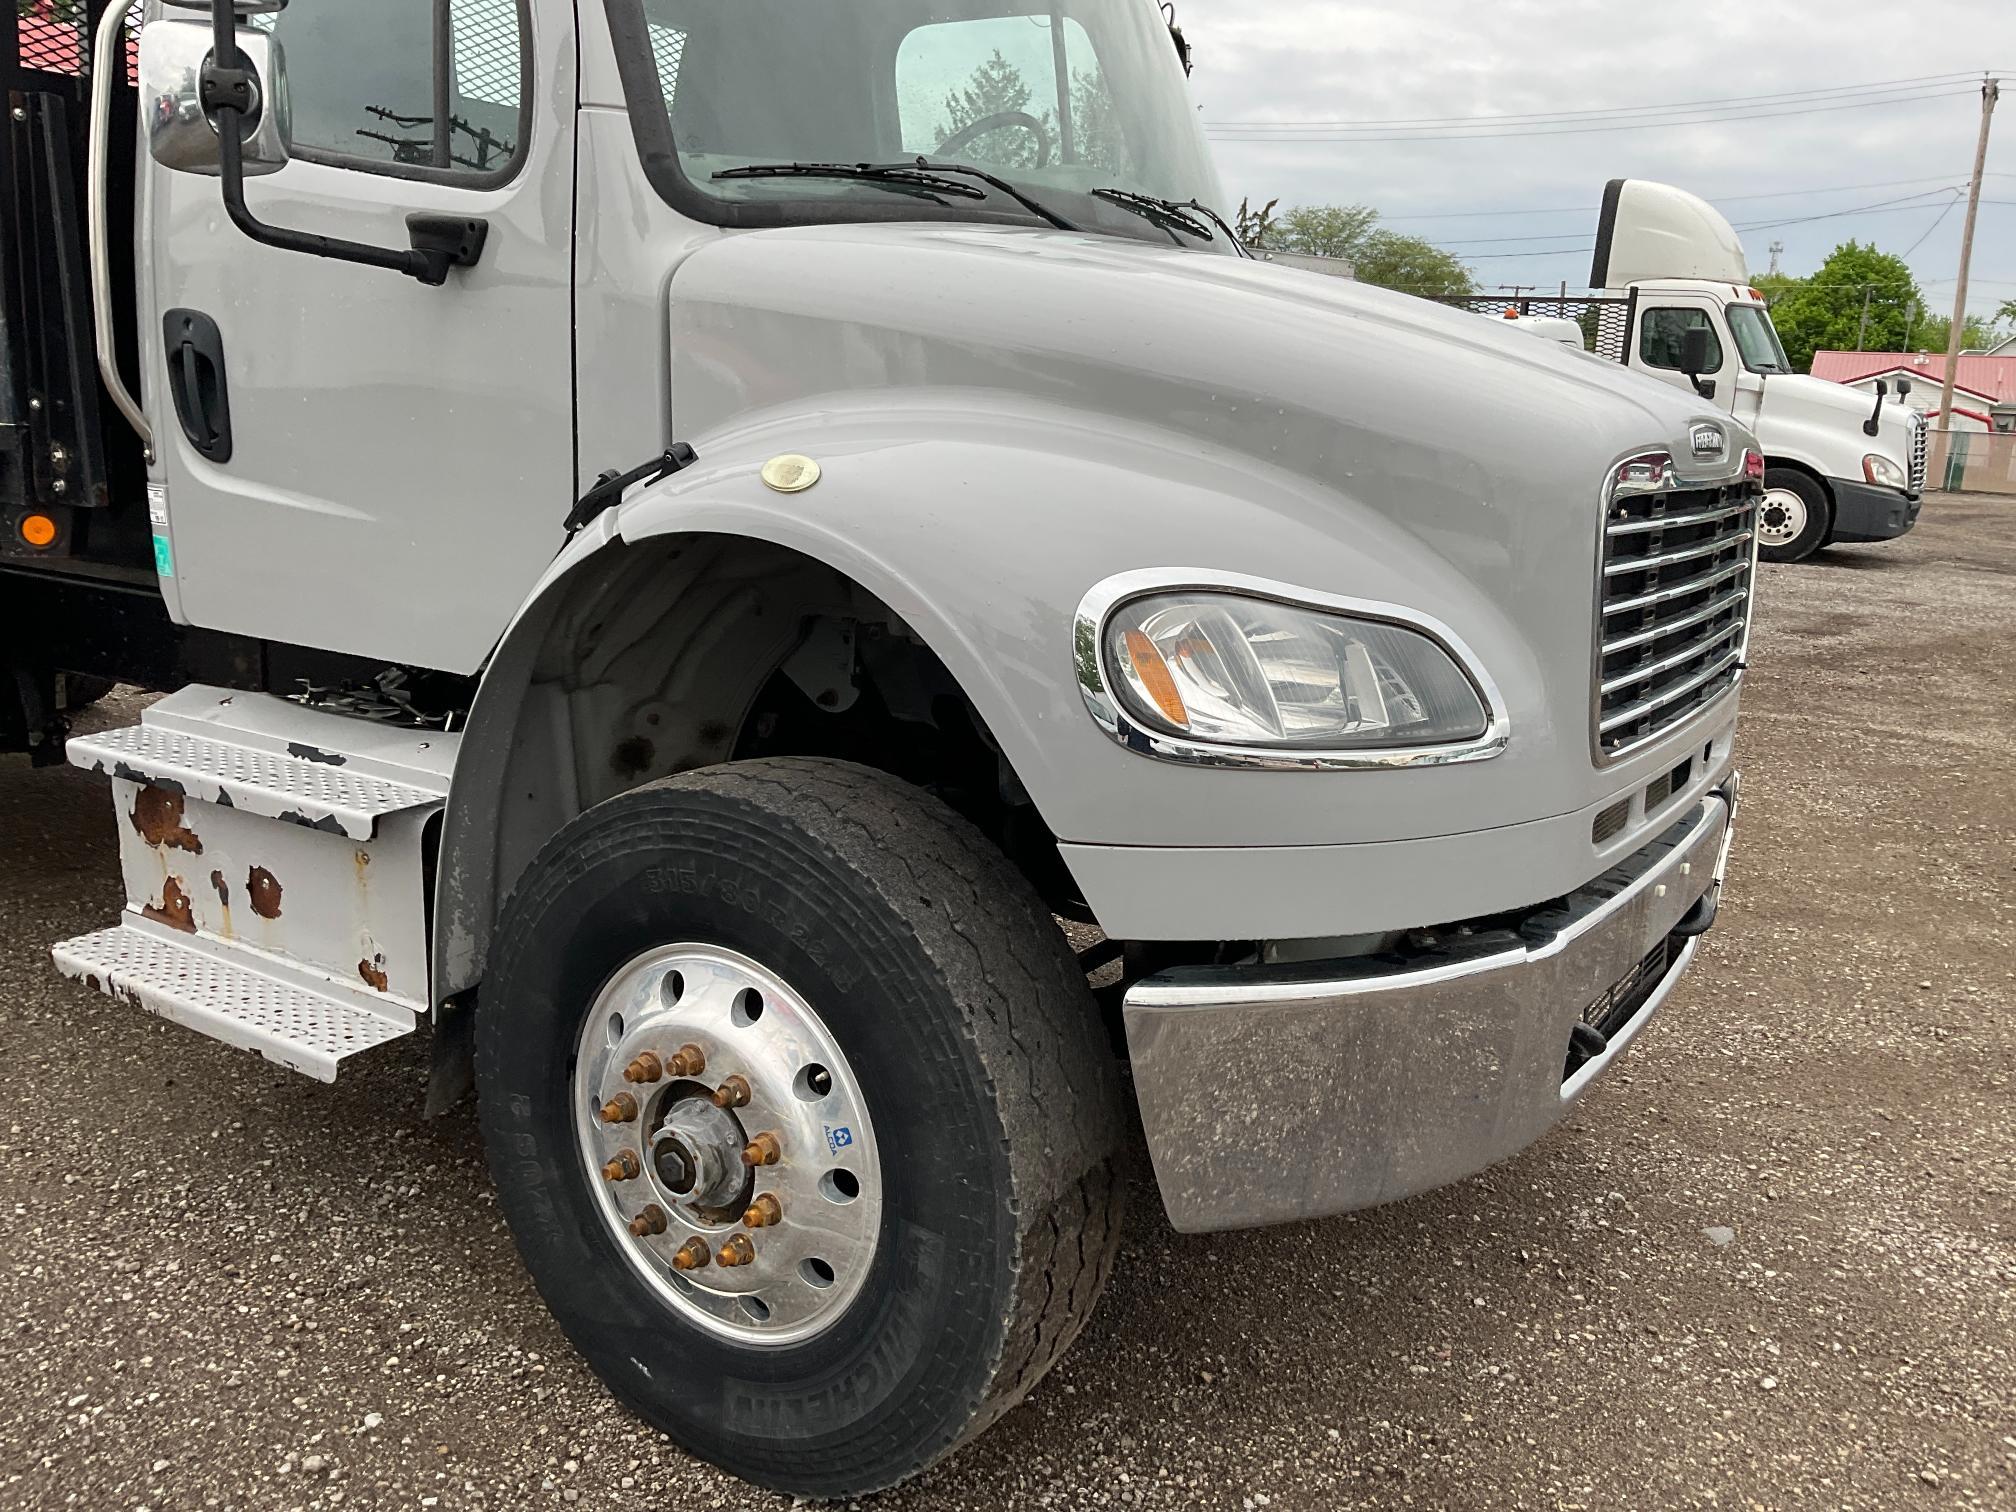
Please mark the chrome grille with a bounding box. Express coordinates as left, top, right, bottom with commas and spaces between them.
1908, 411, 1929, 495
1596, 474, 1759, 759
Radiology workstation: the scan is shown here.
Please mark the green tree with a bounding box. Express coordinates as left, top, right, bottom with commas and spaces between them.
1761, 241, 1924, 371
2000, 298, 2016, 325
1912, 311, 1999, 354
1268, 202, 1474, 295
1276, 204, 1379, 259
1351, 231, 1474, 296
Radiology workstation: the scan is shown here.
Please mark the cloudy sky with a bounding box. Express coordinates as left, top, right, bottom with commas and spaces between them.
1179, 0, 2015, 320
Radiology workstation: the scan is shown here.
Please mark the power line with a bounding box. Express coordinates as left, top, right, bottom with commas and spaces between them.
1373, 173, 1990, 223
1203, 70, 1995, 130
1428, 187, 1970, 249
1205, 87, 1981, 143
1900, 194, 1966, 259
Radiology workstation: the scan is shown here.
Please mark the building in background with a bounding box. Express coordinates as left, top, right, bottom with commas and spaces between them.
1810, 351, 2016, 434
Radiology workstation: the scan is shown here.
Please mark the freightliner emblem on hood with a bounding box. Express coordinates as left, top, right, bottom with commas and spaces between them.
1690, 423, 1727, 459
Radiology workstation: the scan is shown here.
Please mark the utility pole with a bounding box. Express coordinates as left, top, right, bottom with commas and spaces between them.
1938, 75, 2000, 432
1855, 284, 1875, 351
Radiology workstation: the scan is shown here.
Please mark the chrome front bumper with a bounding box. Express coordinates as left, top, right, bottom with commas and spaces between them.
1123, 784, 1736, 1233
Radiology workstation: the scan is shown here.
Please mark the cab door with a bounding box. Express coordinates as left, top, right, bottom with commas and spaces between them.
141, 0, 574, 675
1631, 302, 1737, 418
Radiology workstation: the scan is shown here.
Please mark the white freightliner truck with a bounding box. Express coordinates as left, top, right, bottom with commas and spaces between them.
1485, 179, 1927, 564
4, 2, 1753, 1494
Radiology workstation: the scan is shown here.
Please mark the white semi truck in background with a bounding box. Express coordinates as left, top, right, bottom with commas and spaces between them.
1477, 180, 1927, 563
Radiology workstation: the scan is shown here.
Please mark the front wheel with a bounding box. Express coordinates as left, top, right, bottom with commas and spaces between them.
1757, 468, 1832, 563
477, 758, 1125, 1498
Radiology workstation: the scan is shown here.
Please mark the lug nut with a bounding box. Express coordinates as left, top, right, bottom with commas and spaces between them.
601, 1149, 641, 1182
623, 1051, 664, 1084
666, 1043, 706, 1078
598, 1092, 639, 1124
627, 1205, 668, 1238
671, 1237, 712, 1272
740, 1131, 782, 1167
716, 1234, 756, 1267
711, 1075, 752, 1110
743, 1193, 782, 1229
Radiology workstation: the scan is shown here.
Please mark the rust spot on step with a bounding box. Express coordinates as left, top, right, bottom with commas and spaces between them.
210, 870, 230, 907
130, 787, 202, 853
247, 866, 283, 919
359, 954, 389, 993
142, 876, 197, 933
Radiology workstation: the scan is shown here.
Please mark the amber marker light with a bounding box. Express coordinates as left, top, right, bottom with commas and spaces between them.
19, 513, 58, 549
1120, 629, 1190, 730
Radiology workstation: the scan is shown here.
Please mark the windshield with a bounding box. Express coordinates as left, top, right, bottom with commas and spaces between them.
1727, 304, 1791, 374
608, 0, 1226, 244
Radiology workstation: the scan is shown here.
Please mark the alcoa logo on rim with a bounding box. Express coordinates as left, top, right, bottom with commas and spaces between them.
1690, 424, 1727, 460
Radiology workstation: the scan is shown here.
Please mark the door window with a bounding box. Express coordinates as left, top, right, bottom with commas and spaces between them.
260, 0, 528, 182
1639, 308, 1724, 372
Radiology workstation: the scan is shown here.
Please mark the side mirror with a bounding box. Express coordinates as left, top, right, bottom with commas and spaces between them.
1678, 324, 1717, 401
139, 16, 289, 178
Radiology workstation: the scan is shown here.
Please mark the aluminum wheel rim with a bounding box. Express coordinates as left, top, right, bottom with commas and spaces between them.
1759, 487, 1807, 547
572, 943, 882, 1348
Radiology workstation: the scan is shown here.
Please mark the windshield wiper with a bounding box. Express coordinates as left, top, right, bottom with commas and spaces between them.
712, 161, 984, 206
1092, 189, 1251, 256
713, 159, 1081, 232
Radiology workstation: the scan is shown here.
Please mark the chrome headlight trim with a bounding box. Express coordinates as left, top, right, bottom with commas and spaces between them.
1072, 569, 1511, 772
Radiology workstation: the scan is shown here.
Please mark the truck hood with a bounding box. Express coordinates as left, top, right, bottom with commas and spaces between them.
663, 223, 1753, 824
1761, 372, 1915, 459
668, 222, 1742, 527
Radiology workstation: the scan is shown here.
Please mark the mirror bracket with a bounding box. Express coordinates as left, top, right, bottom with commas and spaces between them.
196, 0, 484, 287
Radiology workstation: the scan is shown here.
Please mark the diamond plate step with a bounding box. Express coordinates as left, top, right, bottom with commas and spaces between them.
66, 686, 453, 842
53, 924, 416, 1083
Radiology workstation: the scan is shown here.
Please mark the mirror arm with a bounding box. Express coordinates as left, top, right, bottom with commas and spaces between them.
1864, 379, 1887, 437
200, 0, 483, 286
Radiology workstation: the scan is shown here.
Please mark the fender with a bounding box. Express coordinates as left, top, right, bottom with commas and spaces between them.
430, 391, 1558, 1007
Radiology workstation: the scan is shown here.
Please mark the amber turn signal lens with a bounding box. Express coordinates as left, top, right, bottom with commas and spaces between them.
19, 513, 58, 549
1120, 629, 1190, 730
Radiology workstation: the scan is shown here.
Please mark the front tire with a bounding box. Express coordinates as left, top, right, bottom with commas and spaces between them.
1758, 468, 1832, 563
477, 758, 1125, 1498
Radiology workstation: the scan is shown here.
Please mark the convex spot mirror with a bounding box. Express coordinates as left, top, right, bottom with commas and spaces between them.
140, 13, 290, 177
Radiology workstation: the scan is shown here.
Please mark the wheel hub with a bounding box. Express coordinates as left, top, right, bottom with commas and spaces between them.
1759, 487, 1806, 546
573, 944, 882, 1347
649, 1097, 746, 1207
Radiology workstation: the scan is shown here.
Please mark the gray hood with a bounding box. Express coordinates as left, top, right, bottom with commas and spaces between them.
668, 221, 1741, 529
663, 222, 1751, 831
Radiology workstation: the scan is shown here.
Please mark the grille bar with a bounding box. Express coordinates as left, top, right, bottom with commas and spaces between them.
1594, 470, 1760, 758
1599, 647, 1744, 734
1604, 560, 1750, 617
1602, 587, 1750, 655
1604, 530, 1754, 577
1909, 413, 1929, 495
1606, 501, 1751, 537
1601, 621, 1744, 696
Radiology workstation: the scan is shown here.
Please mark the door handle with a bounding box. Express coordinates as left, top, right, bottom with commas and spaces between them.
161, 310, 234, 464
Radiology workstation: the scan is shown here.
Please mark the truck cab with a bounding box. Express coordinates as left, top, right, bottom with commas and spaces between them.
1594, 179, 1927, 562
5, 2, 1752, 1496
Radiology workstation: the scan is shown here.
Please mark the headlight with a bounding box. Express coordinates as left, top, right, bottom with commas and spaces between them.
1863, 453, 1906, 489
1102, 592, 1491, 751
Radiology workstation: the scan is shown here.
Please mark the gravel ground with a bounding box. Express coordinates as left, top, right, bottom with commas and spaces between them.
1, 495, 2012, 1511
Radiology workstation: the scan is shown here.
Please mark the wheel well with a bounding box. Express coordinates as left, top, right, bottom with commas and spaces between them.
449, 534, 1078, 1000
1762, 457, 1833, 504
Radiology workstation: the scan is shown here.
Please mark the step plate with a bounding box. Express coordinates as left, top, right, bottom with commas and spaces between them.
53, 925, 415, 1082
69, 725, 444, 841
